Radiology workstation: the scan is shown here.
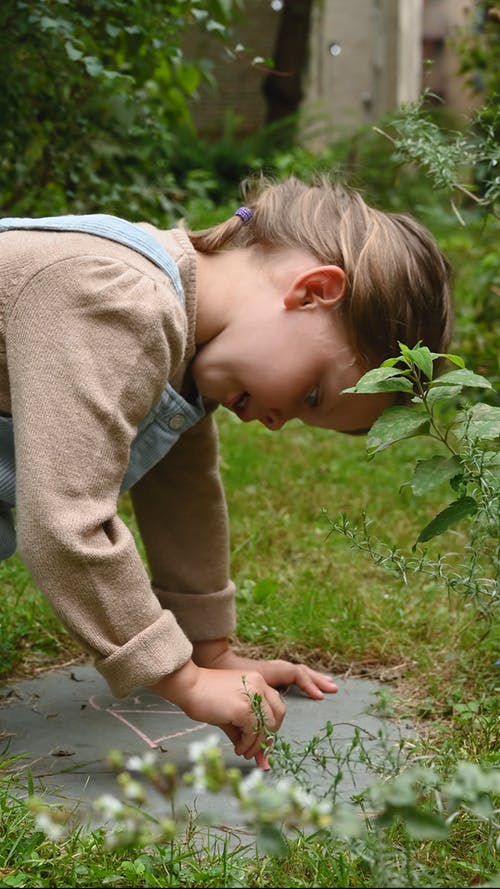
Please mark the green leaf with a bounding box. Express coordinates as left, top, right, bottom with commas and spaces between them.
176, 64, 201, 94
84, 56, 104, 77
425, 385, 462, 407
39, 16, 59, 30
256, 823, 287, 856
430, 352, 465, 368
365, 378, 414, 394
402, 455, 463, 496
398, 343, 413, 363
192, 9, 209, 21
450, 474, 464, 492
402, 808, 449, 839
206, 19, 227, 34
430, 369, 494, 390
105, 23, 121, 37
367, 406, 430, 455
2, 873, 30, 887
64, 41, 83, 61
406, 345, 434, 380
415, 496, 478, 546
330, 804, 365, 838
102, 69, 123, 81
343, 367, 412, 395
453, 403, 500, 442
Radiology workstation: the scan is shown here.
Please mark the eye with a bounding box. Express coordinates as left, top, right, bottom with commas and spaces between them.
305, 385, 319, 408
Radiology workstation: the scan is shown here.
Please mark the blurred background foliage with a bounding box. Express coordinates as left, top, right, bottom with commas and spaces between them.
0, 0, 498, 379
0, 0, 239, 219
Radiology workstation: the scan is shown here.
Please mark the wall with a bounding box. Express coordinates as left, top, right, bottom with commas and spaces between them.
185, 0, 478, 141
422, 0, 481, 111
183, 0, 281, 138
301, 0, 424, 142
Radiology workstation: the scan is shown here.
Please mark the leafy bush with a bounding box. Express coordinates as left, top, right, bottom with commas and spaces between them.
0, 0, 237, 221
20, 735, 500, 887
331, 344, 499, 621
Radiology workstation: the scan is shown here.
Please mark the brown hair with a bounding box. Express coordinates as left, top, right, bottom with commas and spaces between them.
187, 174, 454, 368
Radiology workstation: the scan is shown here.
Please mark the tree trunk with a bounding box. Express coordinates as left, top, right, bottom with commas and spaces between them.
263, 0, 314, 126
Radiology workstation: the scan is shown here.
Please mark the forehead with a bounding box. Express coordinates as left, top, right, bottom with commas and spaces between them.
306, 390, 393, 432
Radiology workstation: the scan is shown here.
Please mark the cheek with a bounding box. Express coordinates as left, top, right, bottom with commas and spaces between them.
250, 360, 312, 408
245, 318, 329, 401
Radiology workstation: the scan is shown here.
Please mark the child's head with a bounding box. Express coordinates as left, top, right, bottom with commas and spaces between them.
188, 173, 454, 370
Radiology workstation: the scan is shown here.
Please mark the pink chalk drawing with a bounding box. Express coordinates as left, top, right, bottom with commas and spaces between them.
88, 692, 208, 749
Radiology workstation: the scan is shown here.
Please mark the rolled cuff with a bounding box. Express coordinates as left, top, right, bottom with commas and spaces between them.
153, 581, 236, 641
96, 611, 193, 698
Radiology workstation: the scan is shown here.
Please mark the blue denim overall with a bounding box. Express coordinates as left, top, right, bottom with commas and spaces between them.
0, 215, 205, 560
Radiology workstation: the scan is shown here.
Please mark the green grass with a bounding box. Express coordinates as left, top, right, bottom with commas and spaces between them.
0, 178, 498, 886
219, 414, 497, 696
1, 405, 497, 887
0, 561, 77, 678
1, 417, 494, 690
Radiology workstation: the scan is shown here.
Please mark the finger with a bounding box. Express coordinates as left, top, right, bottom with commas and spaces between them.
239, 682, 284, 737
223, 704, 265, 758
236, 717, 277, 761
255, 748, 271, 770
265, 686, 287, 729
221, 723, 268, 765
238, 733, 267, 761
315, 673, 339, 693
220, 723, 242, 748
292, 669, 339, 699
234, 728, 261, 758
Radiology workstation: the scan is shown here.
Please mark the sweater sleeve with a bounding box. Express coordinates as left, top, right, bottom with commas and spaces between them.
6, 253, 193, 697
130, 406, 236, 642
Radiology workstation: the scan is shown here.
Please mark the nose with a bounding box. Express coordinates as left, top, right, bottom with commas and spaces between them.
260, 410, 286, 431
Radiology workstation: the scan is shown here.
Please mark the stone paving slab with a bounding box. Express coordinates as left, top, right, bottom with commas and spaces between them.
0, 663, 410, 837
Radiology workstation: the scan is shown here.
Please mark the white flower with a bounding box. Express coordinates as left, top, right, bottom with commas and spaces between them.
316, 799, 333, 816
188, 733, 221, 763
191, 763, 210, 793
239, 769, 266, 797
125, 751, 157, 772
289, 785, 316, 808
94, 793, 125, 819
34, 811, 65, 841
125, 755, 143, 772
121, 777, 146, 803
275, 777, 294, 792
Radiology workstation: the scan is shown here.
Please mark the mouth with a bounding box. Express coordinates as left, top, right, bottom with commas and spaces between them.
223, 391, 250, 419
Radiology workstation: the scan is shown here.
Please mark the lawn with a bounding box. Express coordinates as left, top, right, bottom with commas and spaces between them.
0, 151, 498, 889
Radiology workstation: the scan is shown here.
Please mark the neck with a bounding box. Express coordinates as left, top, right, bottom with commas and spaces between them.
194, 248, 253, 346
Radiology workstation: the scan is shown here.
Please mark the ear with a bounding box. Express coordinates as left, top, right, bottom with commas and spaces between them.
283, 265, 346, 311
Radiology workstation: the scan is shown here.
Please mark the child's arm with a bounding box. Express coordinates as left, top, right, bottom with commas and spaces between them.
149, 659, 286, 762
192, 638, 339, 699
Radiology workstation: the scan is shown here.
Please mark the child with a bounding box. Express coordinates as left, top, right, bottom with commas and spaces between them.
0, 174, 453, 766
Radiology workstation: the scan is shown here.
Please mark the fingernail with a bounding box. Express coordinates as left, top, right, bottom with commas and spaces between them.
255, 751, 271, 770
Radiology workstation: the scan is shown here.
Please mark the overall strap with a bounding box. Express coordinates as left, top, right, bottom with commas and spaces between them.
0, 212, 201, 562
0, 213, 183, 302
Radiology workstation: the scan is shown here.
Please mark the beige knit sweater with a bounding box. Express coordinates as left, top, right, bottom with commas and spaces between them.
0, 224, 235, 696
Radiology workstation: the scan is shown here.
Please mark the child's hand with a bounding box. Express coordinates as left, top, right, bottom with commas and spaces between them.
149, 660, 285, 765
192, 638, 338, 699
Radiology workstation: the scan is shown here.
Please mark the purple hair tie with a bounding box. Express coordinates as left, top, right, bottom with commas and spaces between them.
234, 206, 253, 224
